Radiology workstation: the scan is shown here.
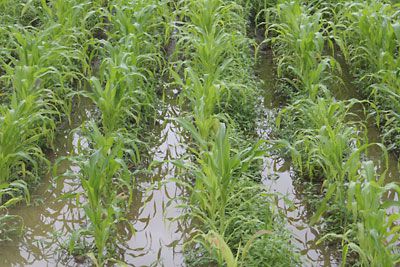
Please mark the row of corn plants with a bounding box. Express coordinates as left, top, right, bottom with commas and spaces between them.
56, 0, 175, 265
262, 0, 400, 265
0, 0, 102, 241
330, 0, 400, 155
170, 0, 300, 266
0, 0, 172, 263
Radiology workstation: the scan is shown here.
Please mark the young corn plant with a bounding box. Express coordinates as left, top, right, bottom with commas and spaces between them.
333, 0, 400, 153
0, 0, 44, 26
88, 46, 156, 133
277, 98, 363, 178
88, 0, 173, 133
1, 25, 85, 126
65, 123, 133, 265
183, 122, 265, 232
0, 99, 49, 241
267, 0, 339, 100
107, 0, 169, 71
0, 100, 49, 194
345, 161, 400, 266
321, 161, 400, 266
178, 121, 299, 266
173, 0, 258, 129
0, 0, 99, 243
276, 97, 376, 230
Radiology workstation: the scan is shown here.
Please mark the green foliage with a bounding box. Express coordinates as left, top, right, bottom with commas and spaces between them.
0, 0, 103, 242
333, 0, 400, 152
173, 0, 259, 131
320, 161, 400, 267
344, 161, 400, 266
63, 123, 135, 265
264, 1, 400, 265
267, 0, 339, 100
184, 178, 300, 267
176, 118, 299, 266
179, 121, 265, 231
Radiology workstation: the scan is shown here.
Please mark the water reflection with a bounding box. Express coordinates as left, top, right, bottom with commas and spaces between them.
0, 97, 90, 266
121, 97, 191, 266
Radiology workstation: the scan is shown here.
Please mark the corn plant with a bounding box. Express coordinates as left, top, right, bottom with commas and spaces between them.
0, 0, 44, 26
86, 0, 175, 133
176, 119, 299, 266
199, 230, 272, 267
320, 161, 400, 266
267, 0, 339, 100
0, 101, 49, 190
0, 27, 85, 127
176, 120, 265, 229
107, 0, 169, 71
344, 161, 400, 266
65, 123, 133, 265
173, 0, 258, 129
0, 99, 50, 241
277, 98, 362, 177
275, 97, 381, 229
332, 0, 400, 152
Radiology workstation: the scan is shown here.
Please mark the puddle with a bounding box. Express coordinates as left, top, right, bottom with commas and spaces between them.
0, 94, 190, 266
0, 97, 92, 266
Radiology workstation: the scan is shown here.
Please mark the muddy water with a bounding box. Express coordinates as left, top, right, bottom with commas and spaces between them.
121, 95, 190, 266
0, 97, 91, 266
0, 94, 189, 266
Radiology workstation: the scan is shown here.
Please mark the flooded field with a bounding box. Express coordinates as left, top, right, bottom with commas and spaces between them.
1, 1, 399, 266
0, 94, 191, 266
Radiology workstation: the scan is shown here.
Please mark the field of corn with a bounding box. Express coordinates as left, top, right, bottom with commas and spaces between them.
0, 0, 399, 266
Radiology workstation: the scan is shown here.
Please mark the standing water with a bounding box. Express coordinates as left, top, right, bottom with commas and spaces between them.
0, 93, 190, 266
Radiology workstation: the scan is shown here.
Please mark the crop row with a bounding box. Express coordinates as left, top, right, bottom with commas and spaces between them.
59, 1, 174, 265
0, 0, 172, 264
0, 0, 99, 240
262, 1, 400, 265
332, 0, 400, 155
170, 0, 300, 266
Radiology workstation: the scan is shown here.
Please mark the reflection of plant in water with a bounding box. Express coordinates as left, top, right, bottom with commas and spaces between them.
0, 214, 24, 242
